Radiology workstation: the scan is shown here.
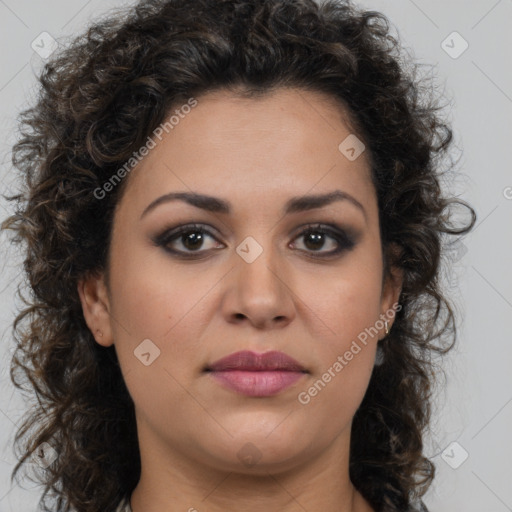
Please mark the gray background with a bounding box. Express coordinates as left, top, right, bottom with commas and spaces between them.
0, 0, 510, 510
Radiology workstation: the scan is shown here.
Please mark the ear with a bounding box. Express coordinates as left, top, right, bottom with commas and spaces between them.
379, 244, 403, 338
77, 271, 114, 347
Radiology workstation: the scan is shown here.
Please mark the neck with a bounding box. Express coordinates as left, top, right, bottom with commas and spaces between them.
129, 419, 374, 512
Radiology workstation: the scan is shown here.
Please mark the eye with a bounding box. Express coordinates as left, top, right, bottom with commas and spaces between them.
291, 223, 356, 257
154, 224, 224, 258
153, 222, 356, 259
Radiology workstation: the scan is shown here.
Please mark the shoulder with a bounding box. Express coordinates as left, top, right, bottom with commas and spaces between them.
409, 499, 429, 512
114, 498, 427, 512
114, 498, 131, 512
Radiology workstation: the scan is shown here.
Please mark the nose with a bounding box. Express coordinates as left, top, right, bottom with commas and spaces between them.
221, 242, 296, 330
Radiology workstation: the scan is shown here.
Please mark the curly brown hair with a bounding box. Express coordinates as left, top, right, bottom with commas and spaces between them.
2, 0, 476, 511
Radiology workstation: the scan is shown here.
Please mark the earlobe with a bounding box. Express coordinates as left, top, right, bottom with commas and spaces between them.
77, 271, 114, 347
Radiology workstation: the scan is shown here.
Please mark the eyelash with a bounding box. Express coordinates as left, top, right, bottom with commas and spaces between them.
153, 223, 356, 259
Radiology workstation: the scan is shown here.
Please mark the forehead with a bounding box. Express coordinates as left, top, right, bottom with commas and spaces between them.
117, 87, 376, 220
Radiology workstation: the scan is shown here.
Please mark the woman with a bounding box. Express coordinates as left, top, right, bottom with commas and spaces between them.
2, 0, 476, 511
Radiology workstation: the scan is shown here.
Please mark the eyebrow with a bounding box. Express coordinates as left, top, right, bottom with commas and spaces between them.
140, 190, 367, 220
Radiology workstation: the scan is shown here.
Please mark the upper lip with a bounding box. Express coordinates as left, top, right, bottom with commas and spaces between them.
205, 350, 307, 372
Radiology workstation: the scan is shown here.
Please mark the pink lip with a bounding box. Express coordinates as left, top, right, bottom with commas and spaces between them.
205, 350, 308, 397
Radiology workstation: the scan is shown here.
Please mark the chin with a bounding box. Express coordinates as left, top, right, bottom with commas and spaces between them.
198, 430, 315, 475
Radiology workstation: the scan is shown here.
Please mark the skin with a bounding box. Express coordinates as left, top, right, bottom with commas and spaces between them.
78, 87, 402, 512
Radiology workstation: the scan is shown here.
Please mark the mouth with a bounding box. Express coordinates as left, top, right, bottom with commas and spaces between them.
204, 350, 308, 397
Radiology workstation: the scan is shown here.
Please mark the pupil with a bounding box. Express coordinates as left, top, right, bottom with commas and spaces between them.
184, 232, 203, 250
305, 232, 324, 250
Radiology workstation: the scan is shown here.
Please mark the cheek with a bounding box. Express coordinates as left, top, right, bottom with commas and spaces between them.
310, 281, 380, 379
107, 244, 221, 385
294, 254, 382, 410
303, 257, 383, 348
294, 278, 380, 432
108, 260, 210, 428
108, 238, 203, 338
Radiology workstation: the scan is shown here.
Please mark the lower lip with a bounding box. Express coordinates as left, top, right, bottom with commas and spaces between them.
208, 370, 305, 397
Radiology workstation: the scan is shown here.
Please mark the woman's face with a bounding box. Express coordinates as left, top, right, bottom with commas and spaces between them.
80, 87, 401, 475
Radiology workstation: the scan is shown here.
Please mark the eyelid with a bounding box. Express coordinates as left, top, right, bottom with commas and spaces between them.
289, 223, 356, 254
152, 223, 223, 248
